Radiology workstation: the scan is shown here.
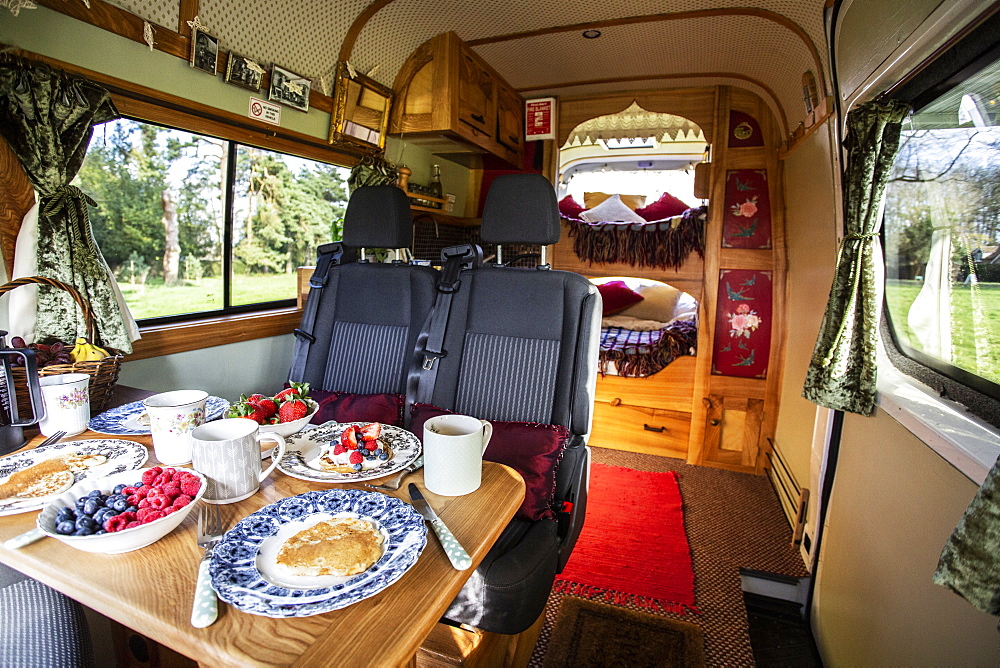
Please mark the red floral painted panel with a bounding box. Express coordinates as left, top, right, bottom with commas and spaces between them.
722, 169, 772, 249
728, 110, 764, 147
712, 269, 772, 379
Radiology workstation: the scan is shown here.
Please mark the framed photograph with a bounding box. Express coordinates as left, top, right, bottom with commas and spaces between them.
189, 28, 219, 75
329, 61, 393, 153
224, 52, 265, 92
269, 64, 311, 112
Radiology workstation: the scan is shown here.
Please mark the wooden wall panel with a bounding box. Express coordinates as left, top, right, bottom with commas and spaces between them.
0, 136, 35, 276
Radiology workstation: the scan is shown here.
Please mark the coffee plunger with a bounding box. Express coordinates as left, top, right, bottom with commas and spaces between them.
0, 331, 45, 455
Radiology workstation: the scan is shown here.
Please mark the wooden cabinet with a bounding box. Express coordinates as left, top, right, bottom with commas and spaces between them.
391, 32, 523, 167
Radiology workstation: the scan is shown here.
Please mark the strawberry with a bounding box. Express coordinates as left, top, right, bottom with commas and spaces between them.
340, 425, 360, 450
249, 394, 278, 418
278, 398, 309, 423
274, 381, 310, 403
230, 398, 267, 424
359, 422, 381, 441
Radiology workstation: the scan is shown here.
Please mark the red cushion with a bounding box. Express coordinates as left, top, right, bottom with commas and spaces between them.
558, 195, 586, 219
409, 404, 568, 521
597, 280, 644, 316
635, 191, 690, 221
309, 391, 405, 426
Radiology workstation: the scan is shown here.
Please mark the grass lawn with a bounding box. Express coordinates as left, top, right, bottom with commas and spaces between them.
885, 279, 1000, 385
119, 273, 297, 319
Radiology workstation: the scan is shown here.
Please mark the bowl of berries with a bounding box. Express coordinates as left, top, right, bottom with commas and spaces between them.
37, 466, 206, 553
227, 382, 319, 440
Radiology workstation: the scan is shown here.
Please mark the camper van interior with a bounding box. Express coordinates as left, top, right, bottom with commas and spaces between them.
1, 0, 999, 665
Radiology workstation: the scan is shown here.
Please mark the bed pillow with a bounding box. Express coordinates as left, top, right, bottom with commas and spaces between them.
579, 194, 647, 223
597, 280, 644, 316
558, 195, 586, 219
309, 390, 405, 426
635, 191, 690, 221
409, 403, 569, 521
584, 191, 646, 211
618, 282, 684, 321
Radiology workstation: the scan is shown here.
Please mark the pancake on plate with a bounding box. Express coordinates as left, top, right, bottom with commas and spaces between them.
274, 516, 384, 577
0, 452, 108, 503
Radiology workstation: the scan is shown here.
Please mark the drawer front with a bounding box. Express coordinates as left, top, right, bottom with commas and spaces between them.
591, 401, 691, 457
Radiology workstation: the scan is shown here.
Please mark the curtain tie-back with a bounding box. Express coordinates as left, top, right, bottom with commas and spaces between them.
843, 232, 877, 241
42, 184, 97, 215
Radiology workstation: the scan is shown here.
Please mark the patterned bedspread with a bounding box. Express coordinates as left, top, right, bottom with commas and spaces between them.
599, 319, 698, 377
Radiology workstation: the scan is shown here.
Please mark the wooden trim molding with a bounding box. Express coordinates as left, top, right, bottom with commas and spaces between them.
338, 0, 398, 63
128, 307, 301, 362
0, 135, 34, 277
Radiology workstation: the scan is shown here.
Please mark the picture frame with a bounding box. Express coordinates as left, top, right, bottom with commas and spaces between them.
329, 61, 393, 154
189, 27, 219, 75
269, 64, 311, 112
224, 52, 265, 92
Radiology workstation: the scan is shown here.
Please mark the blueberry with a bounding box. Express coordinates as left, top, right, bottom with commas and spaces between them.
113, 483, 128, 494
83, 499, 101, 516
56, 507, 76, 522
378, 451, 389, 461
126, 506, 138, 513
95, 530, 106, 535
55, 520, 76, 535
88, 489, 103, 498
74, 497, 88, 511
110, 497, 130, 512
76, 516, 97, 531
72, 528, 92, 536
351, 463, 363, 471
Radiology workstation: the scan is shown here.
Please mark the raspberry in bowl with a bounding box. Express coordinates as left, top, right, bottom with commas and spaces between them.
37, 467, 207, 553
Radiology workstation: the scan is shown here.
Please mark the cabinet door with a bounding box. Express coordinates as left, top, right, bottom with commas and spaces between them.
496, 81, 523, 151
457, 50, 496, 135
701, 394, 764, 471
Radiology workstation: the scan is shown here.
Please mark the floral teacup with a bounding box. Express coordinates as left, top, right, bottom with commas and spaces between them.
38, 373, 90, 437
143, 390, 208, 465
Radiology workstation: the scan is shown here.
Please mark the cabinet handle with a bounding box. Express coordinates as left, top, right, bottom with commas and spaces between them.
508, 135, 520, 144
609, 398, 622, 406
471, 113, 485, 124
643, 424, 666, 433
709, 419, 720, 426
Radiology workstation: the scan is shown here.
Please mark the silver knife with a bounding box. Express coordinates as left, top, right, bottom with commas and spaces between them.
408, 483, 472, 570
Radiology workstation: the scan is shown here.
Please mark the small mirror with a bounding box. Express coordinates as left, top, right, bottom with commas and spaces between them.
329, 62, 393, 153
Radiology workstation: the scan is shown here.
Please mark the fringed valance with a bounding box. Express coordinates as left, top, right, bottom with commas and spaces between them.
564, 206, 706, 270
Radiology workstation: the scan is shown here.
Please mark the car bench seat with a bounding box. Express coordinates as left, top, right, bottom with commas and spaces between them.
416, 173, 601, 635
289, 185, 438, 400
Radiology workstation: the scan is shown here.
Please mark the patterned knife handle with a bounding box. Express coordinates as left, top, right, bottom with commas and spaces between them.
191, 554, 218, 628
429, 517, 472, 570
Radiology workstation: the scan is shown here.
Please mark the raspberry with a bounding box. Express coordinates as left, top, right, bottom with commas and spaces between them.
141, 467, 162, 486
171, 470, 187, 482
161, 482, 181, 498
161, 467, 176, 479
141, 510, 165, 523
105, 515, 129, 532
125, 521, 141, 529
180, 472, 199, 485
145, 486, 163, 498
122, 486, 140, 495
126, 494, 141, 506
332, 443, 346, 456
172, 494, 193, 508
133, 486, 150, 499
364, 440, 378, 451
349, 451, 364, 465
154, 473, 172, 487
137, 498, 151, 509
118, 511, 137, 522
180, 480, 201, 496
148, 495, 170, 510
136, 508, 153, 522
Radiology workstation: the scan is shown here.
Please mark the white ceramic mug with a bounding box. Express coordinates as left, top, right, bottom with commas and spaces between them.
143, 390, 208, 465
422, 414, 493, 496
38, 373, 90, 437
191, 418, 287, 504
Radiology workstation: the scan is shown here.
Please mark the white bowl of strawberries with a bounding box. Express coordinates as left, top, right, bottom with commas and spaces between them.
227, 382, 319, 439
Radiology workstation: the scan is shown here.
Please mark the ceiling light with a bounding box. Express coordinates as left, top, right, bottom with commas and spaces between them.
582, 29, 601, 39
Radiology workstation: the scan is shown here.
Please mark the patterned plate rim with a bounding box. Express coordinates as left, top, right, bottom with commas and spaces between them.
275, 422, 421, 484
88, 396, 230, 435
209, 489, 427, 617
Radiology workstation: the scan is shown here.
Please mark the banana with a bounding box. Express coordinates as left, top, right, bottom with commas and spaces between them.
69, 337, 109, 362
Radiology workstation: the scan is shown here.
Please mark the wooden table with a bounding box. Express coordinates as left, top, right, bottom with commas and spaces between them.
0, 423, 524, 667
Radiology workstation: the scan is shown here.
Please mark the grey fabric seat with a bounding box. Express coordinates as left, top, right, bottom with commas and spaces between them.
289, 185, 438, 398
421, 173, 601, 634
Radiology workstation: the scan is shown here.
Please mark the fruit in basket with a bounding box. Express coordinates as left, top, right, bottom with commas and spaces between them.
9, 336, 73, 367
69, 337, 109, 362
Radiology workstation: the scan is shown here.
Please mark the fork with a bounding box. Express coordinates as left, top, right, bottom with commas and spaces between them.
364, 455, 424, 491
36, 430, 67, 448
192, 503, 225, 628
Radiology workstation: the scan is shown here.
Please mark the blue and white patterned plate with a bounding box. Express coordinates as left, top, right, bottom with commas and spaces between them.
88, 396, 229, 435
0, 438, 148, 516
209, 489, 427, 617
276, 422, 422, 484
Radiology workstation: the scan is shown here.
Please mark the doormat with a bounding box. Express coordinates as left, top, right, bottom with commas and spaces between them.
542, 596, 705, 668
554, 463, 697, 614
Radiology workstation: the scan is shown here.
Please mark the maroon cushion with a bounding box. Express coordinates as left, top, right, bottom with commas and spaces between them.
597, 280, 644, 316
410, 404, 568, 521
558, 195, 586, 219
635, 191, 690, 221
309, 391, 405, 426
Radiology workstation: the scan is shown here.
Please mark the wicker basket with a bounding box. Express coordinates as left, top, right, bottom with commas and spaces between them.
2, 276, 124, 416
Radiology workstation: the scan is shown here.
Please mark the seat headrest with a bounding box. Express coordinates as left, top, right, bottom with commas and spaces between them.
342, 185, 413, 249
481, 174, 560, 245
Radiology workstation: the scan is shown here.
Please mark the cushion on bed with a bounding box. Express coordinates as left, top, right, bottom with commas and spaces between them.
635, 191, 690, 221
618, 282, 684, 321
558, 195, 586, 219
409, 403, 568, 521
579, 195, 647, 223
309, 390, 405, 426
583, 191, 646, 211
596, 280, 644, 316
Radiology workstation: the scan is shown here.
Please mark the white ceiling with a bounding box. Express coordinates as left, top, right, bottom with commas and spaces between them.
107, 0, 836, 138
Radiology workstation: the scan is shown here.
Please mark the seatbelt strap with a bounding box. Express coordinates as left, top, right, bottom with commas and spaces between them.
289, 242, 350, 382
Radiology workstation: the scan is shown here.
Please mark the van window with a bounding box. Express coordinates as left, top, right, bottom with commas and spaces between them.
75, 118, 349, 322
882, 54, 1000, 399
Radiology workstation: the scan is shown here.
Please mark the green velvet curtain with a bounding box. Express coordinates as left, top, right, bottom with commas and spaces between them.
348, 155, 398, 190
802, 99, 911, 415
0, 59, 133, 352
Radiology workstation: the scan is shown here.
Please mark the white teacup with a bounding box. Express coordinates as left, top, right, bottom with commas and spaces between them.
38, 373, 90, 437
422, 414, 493, 496
143, 390, 208, 465
191, 418, 287, 504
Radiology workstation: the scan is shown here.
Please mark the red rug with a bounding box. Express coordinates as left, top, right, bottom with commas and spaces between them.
555, 463, 698, 614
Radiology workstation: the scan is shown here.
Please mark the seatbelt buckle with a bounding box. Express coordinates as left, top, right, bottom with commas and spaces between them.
422, 349, 447, 370
559, 501, 574, 514
293, 328, 316, 343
